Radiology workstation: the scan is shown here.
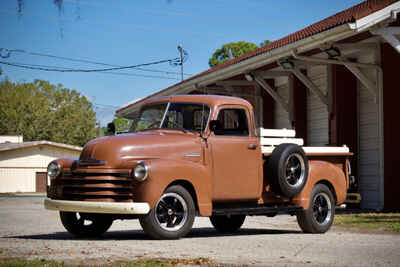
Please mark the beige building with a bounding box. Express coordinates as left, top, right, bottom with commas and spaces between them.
0, 136, 81, 193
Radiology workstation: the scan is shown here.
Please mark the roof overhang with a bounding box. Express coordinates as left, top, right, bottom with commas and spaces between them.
116, 1, 400, 119
0, 141, 82, 152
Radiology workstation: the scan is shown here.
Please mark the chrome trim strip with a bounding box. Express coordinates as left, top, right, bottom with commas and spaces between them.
184, 153, 201, 157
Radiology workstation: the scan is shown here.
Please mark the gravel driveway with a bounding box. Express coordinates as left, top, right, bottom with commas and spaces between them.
0, 195, 399, 266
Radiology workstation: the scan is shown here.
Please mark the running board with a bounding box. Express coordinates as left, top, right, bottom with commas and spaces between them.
212, 204, 302, 216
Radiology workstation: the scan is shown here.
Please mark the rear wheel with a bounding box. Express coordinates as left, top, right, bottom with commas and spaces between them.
59, 211, 113, 237
296, 184, 335, 233
139, 185, 195, 239
210, 215, 246, 233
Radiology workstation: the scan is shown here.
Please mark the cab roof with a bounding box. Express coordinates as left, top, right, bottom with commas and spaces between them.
143, 94, 253, 110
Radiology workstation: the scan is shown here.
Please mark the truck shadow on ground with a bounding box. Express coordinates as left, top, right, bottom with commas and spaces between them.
4, 227, 301, 241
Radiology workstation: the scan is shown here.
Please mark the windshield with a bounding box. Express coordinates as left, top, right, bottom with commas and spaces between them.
131, 102, 210, 133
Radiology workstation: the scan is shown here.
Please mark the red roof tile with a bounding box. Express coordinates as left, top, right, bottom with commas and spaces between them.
117, 0, 399, 114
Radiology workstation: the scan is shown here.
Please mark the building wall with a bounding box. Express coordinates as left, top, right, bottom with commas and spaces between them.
0, 145, 80, 193
271, 65, 329, 145
307, 65, 329, 146
0, 136, 23, 143
274, 76, 291, 129
381, 43, 399, 211
357, 52, 383, 210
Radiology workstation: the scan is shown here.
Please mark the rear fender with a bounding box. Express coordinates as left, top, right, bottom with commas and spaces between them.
292, 160, 347, 209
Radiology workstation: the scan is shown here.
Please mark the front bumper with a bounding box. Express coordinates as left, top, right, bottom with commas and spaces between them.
44, 198, 150, 214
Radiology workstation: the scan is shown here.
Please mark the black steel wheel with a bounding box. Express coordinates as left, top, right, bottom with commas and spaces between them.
139, 185, 195, 239
210, 215, 246, 233
296, 184, 335, 233
267, 143, 309, 197
59, 211, 113, 237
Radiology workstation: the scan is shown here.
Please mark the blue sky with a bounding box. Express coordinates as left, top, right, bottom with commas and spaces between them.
1, 0, 364, 125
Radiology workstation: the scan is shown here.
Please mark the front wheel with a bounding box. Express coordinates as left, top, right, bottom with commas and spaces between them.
60, 211, 113, 237
296, 184, 335, 233
139, 185, 195, 239
210, 215, 246, 233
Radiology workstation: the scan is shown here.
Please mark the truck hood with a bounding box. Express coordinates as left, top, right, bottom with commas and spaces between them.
79, 131, 202, 168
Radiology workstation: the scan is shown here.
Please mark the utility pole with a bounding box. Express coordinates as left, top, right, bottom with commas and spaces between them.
177, 44, 184, 81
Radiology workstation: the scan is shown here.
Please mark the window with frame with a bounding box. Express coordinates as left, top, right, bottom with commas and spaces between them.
214, 108, 249, 136
162, 103, 210, 132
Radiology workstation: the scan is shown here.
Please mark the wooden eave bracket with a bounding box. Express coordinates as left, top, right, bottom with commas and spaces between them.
253, 70, 292, 78
291, 50, 380, 103
371, 27, 400, 54
216, 80, 255, 87
253, 74, 289, 112
290, 67, 328, 106
339, 56, 378, 102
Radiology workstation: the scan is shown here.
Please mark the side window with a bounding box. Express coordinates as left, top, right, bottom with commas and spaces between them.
214, 108, 249, 136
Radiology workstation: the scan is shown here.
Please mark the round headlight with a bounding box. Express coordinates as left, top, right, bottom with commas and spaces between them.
47, 161, 61, 180
133, 162, 148, 181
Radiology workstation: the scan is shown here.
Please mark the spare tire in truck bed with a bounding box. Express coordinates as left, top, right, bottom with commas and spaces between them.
267, 143, 309, 198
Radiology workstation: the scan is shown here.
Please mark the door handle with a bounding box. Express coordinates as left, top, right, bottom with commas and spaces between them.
248, 143, 258, 150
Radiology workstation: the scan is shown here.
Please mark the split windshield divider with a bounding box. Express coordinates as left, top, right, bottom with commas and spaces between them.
159, 102, 171, 129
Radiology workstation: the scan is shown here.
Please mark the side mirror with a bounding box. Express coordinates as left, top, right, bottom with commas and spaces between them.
107, 122, 116, 135
209, 120, 220, 132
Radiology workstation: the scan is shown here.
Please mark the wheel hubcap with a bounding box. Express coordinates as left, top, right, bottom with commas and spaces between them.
312, 192, 332, 225
155, 192, 188, 231
285, 153, 305, 187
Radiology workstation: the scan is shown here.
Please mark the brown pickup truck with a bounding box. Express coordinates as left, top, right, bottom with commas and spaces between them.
45, 95, 352, 239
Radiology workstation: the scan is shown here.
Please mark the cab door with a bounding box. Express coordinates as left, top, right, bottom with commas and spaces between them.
208, 105, 261, 201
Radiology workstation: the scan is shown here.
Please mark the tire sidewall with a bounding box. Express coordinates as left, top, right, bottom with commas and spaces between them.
139, 185, 195, 239
297, 184, 335, 233
59, 211, 113, 237
210, 215, 246, 233
309, 184, 335, 233
268, 143, 309, 197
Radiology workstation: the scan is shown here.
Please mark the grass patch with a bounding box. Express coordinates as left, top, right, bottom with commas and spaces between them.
0, 258, 63, 267
334, 213, 400, 232
0, 258, 214, 267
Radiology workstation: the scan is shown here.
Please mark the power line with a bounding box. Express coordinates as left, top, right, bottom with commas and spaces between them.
0, 58, 180, 72
0, 61, 180, 80
63, 0, 193, 19
62, 0, 269, 27
0, 9, 226, 38
1, 48, 192, 76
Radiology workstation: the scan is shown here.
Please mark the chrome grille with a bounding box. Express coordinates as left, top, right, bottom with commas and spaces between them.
56, 172, 133, 202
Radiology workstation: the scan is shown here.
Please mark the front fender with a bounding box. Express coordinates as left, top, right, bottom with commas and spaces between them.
132, 158, 213, 216
292, 160, 347, 209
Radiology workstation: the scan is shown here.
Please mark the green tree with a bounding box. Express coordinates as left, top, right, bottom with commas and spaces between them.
0, 79, 96, 146
260, 40, 271, 47
103, 117, 132, 136
208, 41, 259, 68
113, 117, 132, 132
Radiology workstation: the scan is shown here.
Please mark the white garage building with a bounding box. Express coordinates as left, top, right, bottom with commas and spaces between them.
0, 136, 81, 193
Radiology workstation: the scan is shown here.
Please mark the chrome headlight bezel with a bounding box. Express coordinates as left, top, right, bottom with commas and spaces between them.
133, 162, 148, 181
47, 161, 61, 180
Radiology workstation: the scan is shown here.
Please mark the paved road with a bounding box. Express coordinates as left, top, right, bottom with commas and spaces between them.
0, 196, 399, 266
